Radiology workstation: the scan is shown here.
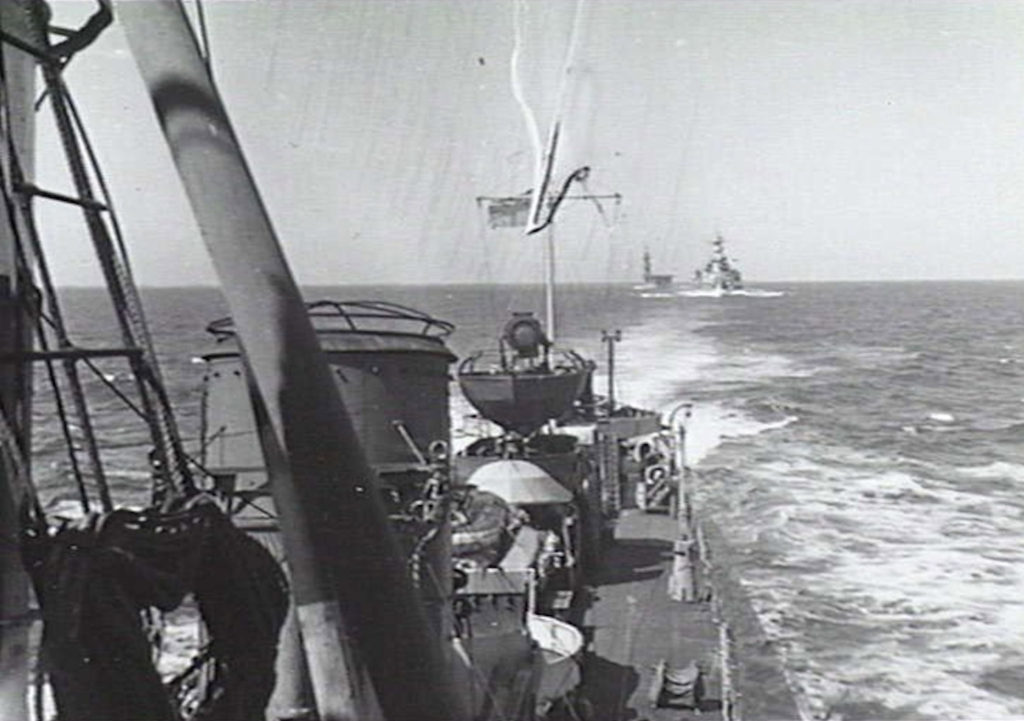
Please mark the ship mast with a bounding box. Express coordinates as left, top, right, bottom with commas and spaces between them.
116, 3, 462, 720
522, 0, 589, 344
0, 6, 37, 717
545, 225, 557, 341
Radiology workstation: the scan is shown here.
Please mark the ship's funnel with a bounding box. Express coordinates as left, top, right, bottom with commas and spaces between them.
204, 300, 455, 469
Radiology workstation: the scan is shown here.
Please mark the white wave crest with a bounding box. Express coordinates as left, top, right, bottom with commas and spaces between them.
635, 287, 786, 299
678, 288, 785, 298
684, 401, 798, 466
959, 461, 1024, 484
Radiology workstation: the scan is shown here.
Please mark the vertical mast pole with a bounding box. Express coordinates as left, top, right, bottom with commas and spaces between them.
116, 4, 461, 720
545, 225, 556, 342
0, 5, 36, 717
526, 0, 587, 342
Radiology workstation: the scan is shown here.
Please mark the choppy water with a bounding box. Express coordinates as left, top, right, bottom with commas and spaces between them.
38, 281, 1024, 720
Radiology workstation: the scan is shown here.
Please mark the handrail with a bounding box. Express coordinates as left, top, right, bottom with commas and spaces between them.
206, 299, 454, 340
457, 347, 586, 376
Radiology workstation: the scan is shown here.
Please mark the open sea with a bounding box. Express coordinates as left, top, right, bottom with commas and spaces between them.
38, 281, 1024, 721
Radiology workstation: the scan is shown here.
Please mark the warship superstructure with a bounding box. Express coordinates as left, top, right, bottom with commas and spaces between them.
694, 235, 744, 295
0, 2, 801, 720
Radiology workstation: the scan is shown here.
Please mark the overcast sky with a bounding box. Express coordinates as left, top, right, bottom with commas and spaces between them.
39, 0, 1024, 286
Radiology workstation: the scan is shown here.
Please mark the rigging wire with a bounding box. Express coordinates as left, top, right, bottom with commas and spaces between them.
5, 5, 200, 511
35, 300, 227, 488
510, 0, 542, 191
31, 317, 94, 511
526, 0, 588, 233
474, 200, 501, 338
0, 27, 94, 513
43, 63, 196, 499
2, 122, 114, 513
62, 86, 141, 302
577, 175, 624, 308
63, 83, 204, 487
192, 0, 214, 76
2, 165, 99, 513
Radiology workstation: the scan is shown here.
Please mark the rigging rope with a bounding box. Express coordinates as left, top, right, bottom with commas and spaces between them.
0, 20, 90, 516
510, 0, 542, 192
19, 4, 196, 499
33, 325, 93, 511
3, 137, 113, 512
21, 495, 289, 721
2, 11, 294, 721
192, 0, 214, 77
525, 0, 588, 233
474, 198, 502, 329
62, 84, 140, 302
1, 4, 201, 513
57, 76, 194, 499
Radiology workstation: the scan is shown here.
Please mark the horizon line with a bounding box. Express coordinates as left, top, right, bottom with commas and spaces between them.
52, 277, 1024, 290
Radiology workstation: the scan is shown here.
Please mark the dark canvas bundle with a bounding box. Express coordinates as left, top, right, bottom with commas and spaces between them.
21, 496, 288, 721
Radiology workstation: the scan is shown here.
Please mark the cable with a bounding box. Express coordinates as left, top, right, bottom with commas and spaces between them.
194, 0, 213, 75
44, 61, 196, 499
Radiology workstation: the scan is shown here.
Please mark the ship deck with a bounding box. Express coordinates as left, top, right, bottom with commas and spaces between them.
580, 509, 723, 721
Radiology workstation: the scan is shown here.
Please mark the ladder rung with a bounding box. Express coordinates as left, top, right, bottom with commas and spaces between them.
0, 347, 144, 363
48, 25, 78, 39
0, 31, 47, 61
14, 183, 108, 212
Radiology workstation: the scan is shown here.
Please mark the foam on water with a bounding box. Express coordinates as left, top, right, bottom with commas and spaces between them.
677, 288, 786, 298
959, 461, 1024, 484
684, 401, 799, 467
607, 285, 1024, 720
33, 283, 1024, 721
601, 314, 812, 412
632, 287, 786, 300
695, 437, 1024, 719
585, 317, 712, 412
